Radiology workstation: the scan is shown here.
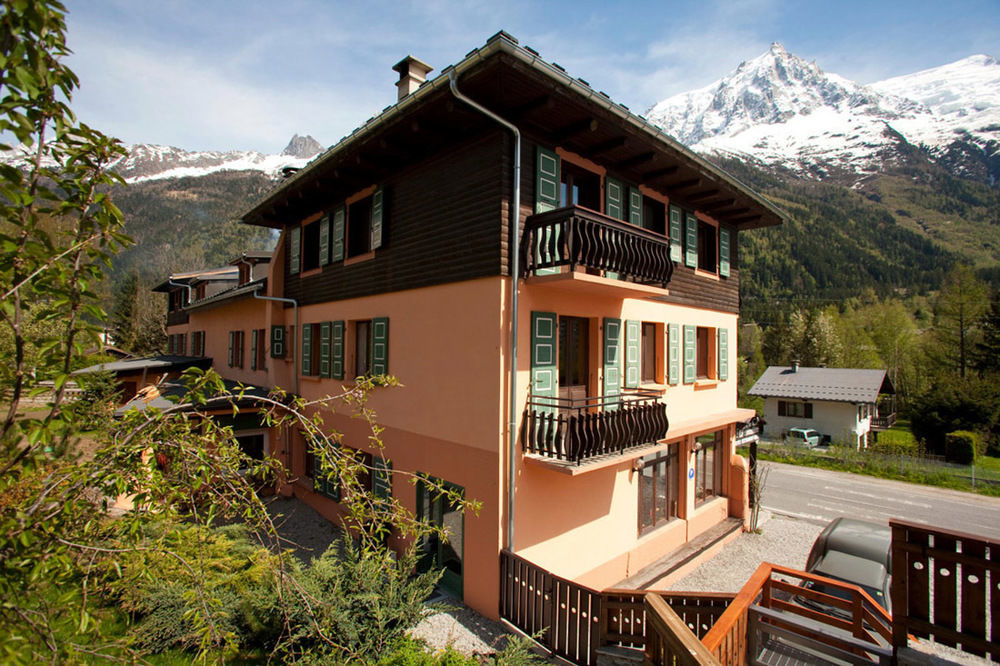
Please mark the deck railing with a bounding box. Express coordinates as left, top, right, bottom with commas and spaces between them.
521, 390, 668, 464
521, 206, 673, 287
499, 550, 733, 665
890, 519, 999, 660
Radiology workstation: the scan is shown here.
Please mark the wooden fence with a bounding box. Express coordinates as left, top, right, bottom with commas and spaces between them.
499, 551, 734, 664
890, 518, 999, 660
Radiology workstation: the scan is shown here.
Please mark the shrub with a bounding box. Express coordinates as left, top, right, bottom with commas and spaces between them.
945, 430, 980, 465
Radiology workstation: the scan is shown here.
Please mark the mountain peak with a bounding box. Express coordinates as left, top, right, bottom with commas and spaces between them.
281, 134, 323, 159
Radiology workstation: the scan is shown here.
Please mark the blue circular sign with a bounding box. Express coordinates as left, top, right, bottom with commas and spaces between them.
688, 468, 695, 479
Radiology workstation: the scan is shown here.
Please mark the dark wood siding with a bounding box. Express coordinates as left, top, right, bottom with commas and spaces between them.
284, 132, 506, 306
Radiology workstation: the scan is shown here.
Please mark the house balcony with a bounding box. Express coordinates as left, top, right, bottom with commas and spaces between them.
521, 389, 669, 465
521, 206, 674, 289
871, 395, 897, 431
166, 309, 189, 327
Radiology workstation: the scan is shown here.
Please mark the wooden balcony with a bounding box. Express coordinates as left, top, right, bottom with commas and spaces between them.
521, 390, 668, 465
166, 309, 189, 327
521, 206, 673, 288
871, 396, 897, 431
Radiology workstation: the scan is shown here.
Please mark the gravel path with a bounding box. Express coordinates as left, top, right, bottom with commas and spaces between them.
667, 509, 823, 593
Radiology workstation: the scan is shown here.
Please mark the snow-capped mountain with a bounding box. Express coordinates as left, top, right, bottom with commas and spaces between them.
1, 134, 324, 184
645, 45, 1000, 182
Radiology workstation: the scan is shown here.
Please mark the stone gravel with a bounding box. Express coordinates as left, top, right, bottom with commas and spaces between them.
666, 509, 824, 593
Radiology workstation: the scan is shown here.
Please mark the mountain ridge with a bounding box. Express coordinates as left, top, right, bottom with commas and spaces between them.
644, 44, 1000, 185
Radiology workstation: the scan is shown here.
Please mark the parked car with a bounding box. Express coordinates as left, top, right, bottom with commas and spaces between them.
800, 517, 892, 617
786, 427, 822, 448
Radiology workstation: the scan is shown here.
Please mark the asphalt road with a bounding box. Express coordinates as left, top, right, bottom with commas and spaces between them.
759, 460, 1000, 540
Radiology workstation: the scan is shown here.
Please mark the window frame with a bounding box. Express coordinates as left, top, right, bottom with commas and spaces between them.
778, 400, 813, 419
693, 429, 724, 507
255, 328, 266, 371
697, 219, 718, 273
638, 447, 680, 534
229, 330, 245, 368
696, 326, 716, 381
640, 321, 662, 385
354, 319, 373, 378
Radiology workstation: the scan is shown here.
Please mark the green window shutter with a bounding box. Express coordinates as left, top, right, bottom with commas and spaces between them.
331, 206, 345, 262
530, 311, 557, 412
685, 213, 698, 268
719, 227, 731, 278
604, 317, 622, 408
318, 214, 330, 266
535, 146, 560, 213
319, 321, 332, 378
332, 320, 345, 380
683, 325, 696, 384
668, 323, 680, 385
372, 458, 392, 501
301, 324, 313, 376
270, 325, 285, 358
669, 205, 683, 263
288, 226, 301, 275
605, 177, 624, 220
624, 319, 640, 388
371, 317, 389, 375
371, 186, 384, 250
250, 329, 258, 370
228, 331, 234, 367
718, 328, 729, 381
628, 186, 643, 226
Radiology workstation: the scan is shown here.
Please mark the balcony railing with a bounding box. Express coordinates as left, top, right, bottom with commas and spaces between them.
871, 395, 897, 431
521, 206, 674, 288
166, 309, 189, 326
521, 390, 669, 464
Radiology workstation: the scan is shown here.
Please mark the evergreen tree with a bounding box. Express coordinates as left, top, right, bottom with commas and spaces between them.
927, 265, 989, 378
974, 290, 1000, 376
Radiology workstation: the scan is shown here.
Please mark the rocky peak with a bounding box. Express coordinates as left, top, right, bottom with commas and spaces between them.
281, 134, 324, 159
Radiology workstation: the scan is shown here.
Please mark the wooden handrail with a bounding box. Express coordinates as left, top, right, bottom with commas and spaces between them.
702, 562, 771, 651
890, 517, 1000, 548
644, 593, 721, 666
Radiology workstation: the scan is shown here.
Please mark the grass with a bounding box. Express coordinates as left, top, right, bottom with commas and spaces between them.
741, 436, 1000, 498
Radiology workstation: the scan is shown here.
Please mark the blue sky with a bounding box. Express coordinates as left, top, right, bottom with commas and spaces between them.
65, 0, 999, 154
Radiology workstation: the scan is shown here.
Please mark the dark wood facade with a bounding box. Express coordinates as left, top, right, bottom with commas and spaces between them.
283, 132, 506, 306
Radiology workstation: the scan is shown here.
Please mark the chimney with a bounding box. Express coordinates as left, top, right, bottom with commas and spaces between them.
792, 360, 800, 372
392, 55, 433, 102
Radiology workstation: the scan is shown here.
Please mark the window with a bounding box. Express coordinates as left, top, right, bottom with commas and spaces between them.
301, 323, 321, 376
698, 220, 717, 272
236, 433, 264, 461
168, 333, 187, 356
347, 196, 373, 258
639, 447, 679, 533
355, 320, 372, 377
641, 196, 666, 234
169, 290, 185, 311
778, 401, 813, 418
560, 161, 601, 210
238, 263, 251, 285
228, 330, 244, 368
302, 220, 322, 271
250, 328, 267, 371
694, 430, 724, 506
641, 322, 658, 383
696, 326, 715, 380
191, 331, 205, 357
558, 316, 589, 395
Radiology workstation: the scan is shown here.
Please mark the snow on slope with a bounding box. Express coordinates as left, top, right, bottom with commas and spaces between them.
0, 134, 323, 183
645, 45, 999, 179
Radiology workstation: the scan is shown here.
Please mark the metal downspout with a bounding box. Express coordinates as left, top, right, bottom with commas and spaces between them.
167, 276, 193, 306
448, 71, 521, 552
253, 287, 299, 476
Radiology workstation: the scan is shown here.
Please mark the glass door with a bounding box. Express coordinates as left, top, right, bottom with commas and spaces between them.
417, 477, 464, 598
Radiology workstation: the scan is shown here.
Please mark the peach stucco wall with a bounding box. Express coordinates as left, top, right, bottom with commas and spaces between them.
512, 278, 745, 588
184, 298, 270, 386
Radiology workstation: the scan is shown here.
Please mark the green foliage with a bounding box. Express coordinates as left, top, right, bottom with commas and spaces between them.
908, 374, 1000, 456
109, 270, 164, 354
378, 634, 546, 666
945, 430, 979, 465
926, 265, 989, 378
65, 368, 120, 430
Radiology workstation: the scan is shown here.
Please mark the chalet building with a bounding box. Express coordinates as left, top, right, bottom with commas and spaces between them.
156, 31, 786, 620
749, 364, 897, 449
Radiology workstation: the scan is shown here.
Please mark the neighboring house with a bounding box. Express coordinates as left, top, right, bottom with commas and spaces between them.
153, 31, 787, 620
73, 355, 212, 403
748, 364, 897, 448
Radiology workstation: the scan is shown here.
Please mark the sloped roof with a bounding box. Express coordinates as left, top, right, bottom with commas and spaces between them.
152, 266, 238, 292
185, 277, 266, 311
748, 366, 894, 403
73, 355, 212, 376
115, 378, 275, 416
